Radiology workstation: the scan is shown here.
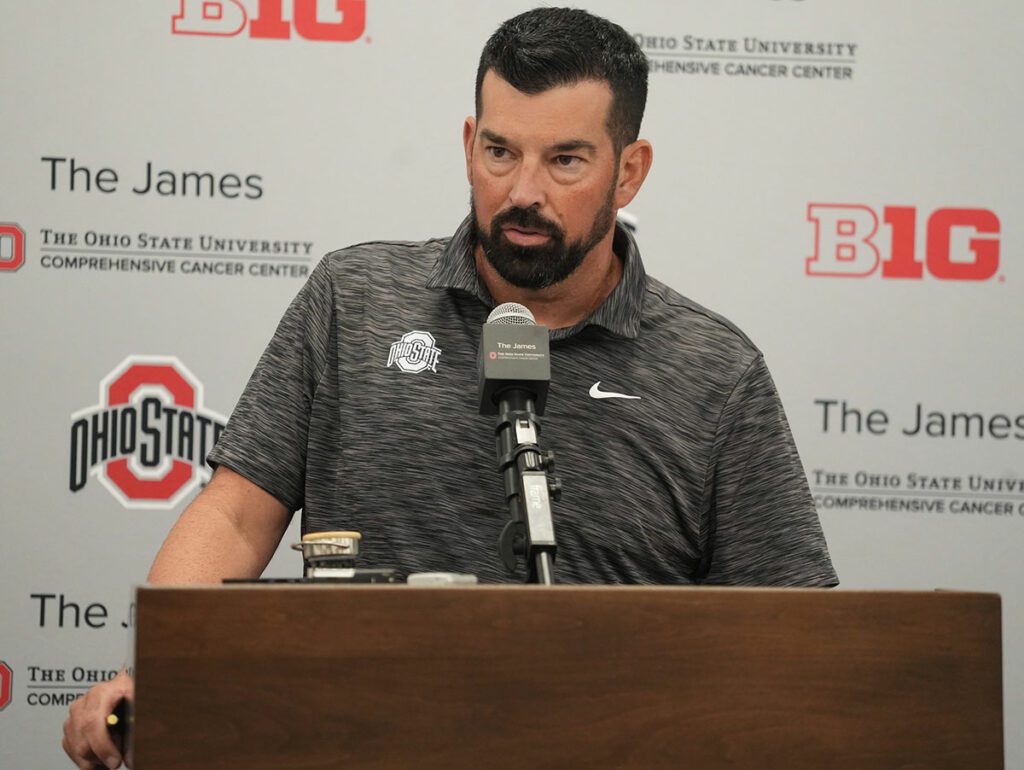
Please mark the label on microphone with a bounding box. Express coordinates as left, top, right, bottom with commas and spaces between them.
481, 324, 550, 370
478, 323, 551, 414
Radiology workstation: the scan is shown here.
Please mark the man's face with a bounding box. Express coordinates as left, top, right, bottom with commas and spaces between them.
465, 71, 620, 291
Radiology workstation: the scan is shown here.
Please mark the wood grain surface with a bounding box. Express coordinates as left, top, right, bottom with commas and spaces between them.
132, 586, 1002, 769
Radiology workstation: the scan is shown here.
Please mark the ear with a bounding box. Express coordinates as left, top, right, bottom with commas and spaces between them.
463, 117, 477, 184
613, 139, 653, 210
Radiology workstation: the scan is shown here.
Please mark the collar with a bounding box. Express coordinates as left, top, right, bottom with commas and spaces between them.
426, 216, 645, 340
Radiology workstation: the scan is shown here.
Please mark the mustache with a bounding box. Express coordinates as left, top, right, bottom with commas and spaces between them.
491, 207, 563, 239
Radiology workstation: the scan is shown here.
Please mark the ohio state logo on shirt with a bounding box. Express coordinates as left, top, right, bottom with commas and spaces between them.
69, 356, 227, 509
387, 331, 442, 373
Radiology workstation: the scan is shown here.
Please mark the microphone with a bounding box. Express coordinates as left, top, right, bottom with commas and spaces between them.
478, 302, 551, 416
477, 303, 560, 584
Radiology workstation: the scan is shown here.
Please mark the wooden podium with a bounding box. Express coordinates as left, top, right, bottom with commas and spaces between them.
131, 585, 1002, 769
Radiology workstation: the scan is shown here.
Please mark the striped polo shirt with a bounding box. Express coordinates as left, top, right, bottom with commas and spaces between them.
209, 217, 837, 586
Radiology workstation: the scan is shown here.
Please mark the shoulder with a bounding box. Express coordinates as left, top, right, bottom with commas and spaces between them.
294, 237, 451, 303
641, 275, 762, 366
320, 237, 449, 276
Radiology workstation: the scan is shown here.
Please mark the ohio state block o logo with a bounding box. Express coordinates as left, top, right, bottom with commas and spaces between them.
0, 661, 12, 712
0, 223, 26, 272
69, 356, 227, 510
106, 361, 197, 503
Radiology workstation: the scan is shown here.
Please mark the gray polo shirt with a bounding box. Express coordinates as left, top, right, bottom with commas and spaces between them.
209, 218, 837, 586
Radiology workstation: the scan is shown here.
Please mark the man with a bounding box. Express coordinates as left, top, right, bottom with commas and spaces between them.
63, 8, 836, 768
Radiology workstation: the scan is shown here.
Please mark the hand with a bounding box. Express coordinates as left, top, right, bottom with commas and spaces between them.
62, 670, 133, 769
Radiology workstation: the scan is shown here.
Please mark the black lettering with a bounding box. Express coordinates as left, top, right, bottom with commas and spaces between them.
196, 414, 212, 464
245, 174, 263, 199
41, 156, 65, 190
90, 411, 110, 466
58, 594, 81, 628
902, 402, 923, 436
178, 411, 195, 460
84, 603, 108, 629
119, 407, 137, 456
155, 170, 177, 196
925, 411, 946, 437
70, 418, 89, 491
988, 414, 1011, 439
30, 593, 56, 626
132, 161, 154, 195
181, 171, 215, 197
162, 405, 179, 457
814, 399, 837, 432
140, 397, 162, 467
950, 412, 984, 438
219, 174, 241, 198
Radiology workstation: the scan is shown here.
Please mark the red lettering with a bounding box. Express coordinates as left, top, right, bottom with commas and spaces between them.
806, 204, 879, 277
926, 208, 1000, 281
174, 1, 366, 42
880, 206, 921, 278
172, 0, 247, 36
808, 204, 1000, 281
293, 0, 366, 41
249, 0, 291, 39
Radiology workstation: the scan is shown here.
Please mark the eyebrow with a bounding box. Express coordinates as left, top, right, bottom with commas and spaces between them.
479, 129, 598, 155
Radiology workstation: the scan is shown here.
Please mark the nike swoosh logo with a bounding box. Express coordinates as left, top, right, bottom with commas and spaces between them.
589, 382, 641, 400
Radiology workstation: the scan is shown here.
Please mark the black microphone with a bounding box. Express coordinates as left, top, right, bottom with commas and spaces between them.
477, 303, 559, 584
478, 302, 551, 416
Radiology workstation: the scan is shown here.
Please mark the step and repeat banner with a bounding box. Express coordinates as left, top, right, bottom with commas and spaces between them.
2, 1, 1020, 766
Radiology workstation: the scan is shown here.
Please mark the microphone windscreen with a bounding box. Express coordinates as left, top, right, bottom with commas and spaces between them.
487, 303, 535, 325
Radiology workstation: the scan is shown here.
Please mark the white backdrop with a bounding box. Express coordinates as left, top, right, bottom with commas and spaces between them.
1, 1, 1021, 766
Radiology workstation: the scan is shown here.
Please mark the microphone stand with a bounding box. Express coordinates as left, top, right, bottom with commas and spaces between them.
494, 390, 561, 585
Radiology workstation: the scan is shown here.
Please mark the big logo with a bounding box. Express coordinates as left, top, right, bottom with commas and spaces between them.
172, 0, 366, 41
69, 356, 227, 509
0, 223, 26, 272
0, 661, 12, 713
807, 204, 1001, 280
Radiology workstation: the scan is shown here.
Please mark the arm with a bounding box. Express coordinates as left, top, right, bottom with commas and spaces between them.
148, 465, 292, 583
64, 258, 332, 767
700, 355, 837, 587
63, 466, 291, 768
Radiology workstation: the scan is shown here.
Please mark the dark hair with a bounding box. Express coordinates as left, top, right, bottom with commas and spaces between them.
475, 7, 648, 153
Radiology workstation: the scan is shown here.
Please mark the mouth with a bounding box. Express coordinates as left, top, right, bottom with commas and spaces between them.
501, 225, 552, 246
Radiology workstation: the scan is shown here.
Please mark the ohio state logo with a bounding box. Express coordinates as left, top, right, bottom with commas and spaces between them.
69, 356, 227, 509
0, 223, 26, 272
387, 331, 442, 374
0, 661, 12, 713
807, 203, 1001, 280
172, 0, 366, 41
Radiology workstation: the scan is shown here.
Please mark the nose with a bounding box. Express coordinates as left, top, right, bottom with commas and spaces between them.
507, 157, 546, 210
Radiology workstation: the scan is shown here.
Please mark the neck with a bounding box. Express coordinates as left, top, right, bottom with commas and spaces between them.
475, 229, 622, 330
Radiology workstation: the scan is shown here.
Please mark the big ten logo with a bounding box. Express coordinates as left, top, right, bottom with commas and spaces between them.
172, 0, 366, 41
806, 204, 1001, 281
0, 223, 26, 272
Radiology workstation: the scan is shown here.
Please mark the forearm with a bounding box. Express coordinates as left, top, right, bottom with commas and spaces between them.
148, 466, 292, 584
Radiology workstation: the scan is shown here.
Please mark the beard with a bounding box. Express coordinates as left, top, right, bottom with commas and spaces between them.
472, 182, 617, 291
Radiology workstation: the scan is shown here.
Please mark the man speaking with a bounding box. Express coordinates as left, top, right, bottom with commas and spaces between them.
63, 7, 835, 768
